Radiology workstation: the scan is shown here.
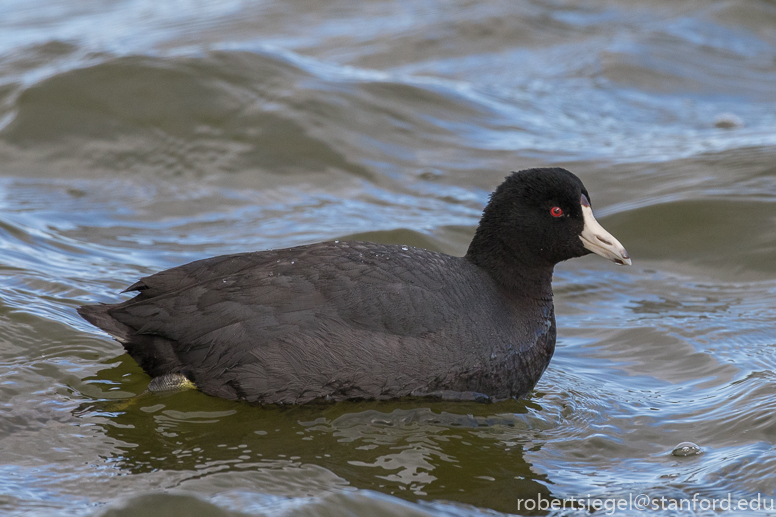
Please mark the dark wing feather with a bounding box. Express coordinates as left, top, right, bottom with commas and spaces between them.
89, 242, 487, 403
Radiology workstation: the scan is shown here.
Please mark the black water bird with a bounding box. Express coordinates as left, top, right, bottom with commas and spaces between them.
78, 167, 630, 404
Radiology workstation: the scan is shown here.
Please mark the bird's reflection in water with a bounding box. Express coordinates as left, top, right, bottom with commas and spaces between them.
76, 358, 554, 514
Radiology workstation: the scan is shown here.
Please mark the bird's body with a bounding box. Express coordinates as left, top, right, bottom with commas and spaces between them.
80, 242, 555, 403
79, 168, 630, 405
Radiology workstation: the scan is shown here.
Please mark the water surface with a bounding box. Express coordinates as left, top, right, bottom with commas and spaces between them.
1, 0, 776, 515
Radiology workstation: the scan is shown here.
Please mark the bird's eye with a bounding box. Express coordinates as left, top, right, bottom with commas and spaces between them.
550, 207, 563, 217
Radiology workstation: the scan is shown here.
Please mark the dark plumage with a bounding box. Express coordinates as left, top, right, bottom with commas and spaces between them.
78, 167, 630, 404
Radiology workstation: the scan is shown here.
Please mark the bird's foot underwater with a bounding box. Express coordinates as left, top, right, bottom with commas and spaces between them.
73, 374, 198, 416
145, 373, 197, 394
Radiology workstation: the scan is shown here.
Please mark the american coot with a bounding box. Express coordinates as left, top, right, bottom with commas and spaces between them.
79, 167, 630, 404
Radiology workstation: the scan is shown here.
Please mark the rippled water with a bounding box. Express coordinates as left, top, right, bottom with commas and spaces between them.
1, 1, 776, 515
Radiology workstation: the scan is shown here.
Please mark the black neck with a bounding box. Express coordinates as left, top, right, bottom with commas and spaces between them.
465, 231, 554, 299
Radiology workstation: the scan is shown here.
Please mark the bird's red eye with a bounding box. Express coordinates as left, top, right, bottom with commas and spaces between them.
550, 207, 563, 217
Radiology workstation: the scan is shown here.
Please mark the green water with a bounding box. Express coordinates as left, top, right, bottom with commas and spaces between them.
1, 1, 776, 515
